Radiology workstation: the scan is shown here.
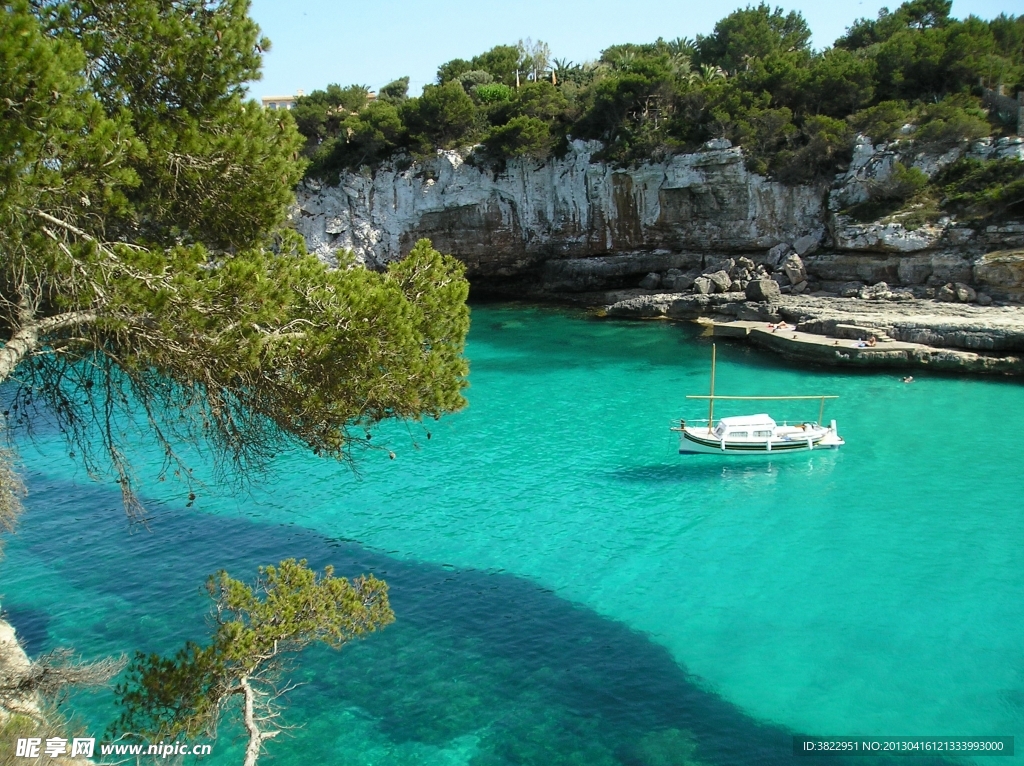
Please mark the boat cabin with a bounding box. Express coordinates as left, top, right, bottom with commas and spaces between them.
712, 414, 777, 440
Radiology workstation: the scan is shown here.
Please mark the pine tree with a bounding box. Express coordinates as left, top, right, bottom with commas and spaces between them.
115, 559, 395, 766
0, 1, 470, 518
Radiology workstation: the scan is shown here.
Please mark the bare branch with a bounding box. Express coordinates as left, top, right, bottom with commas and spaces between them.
0, 622, 125, 720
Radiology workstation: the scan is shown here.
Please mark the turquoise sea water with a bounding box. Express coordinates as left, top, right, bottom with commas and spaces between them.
4, 304, 1024, 765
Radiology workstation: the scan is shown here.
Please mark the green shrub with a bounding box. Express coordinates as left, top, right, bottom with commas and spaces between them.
775, 115, 853, 182
474, 83, 514, 104
290, 2, 1024, 182
938, 157, 1024, 219
484, 116, 552, 159
305, 102, 405, 181
378, 77, 410, 104
870, 161, 929, 200
404, 82, 479, 149
732, 106, 798, 174
914, 95, 990, 148
459, 70, 493, 91
848, 100, 914, 142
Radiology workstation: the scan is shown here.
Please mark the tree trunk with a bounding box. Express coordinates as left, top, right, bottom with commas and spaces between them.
0, 311, 97, 383
239, 675, 279, 766
0, 324, 40, 384
240, 675, 262, 766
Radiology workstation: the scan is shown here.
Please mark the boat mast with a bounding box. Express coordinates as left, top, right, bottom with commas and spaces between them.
708, 344, 716, 429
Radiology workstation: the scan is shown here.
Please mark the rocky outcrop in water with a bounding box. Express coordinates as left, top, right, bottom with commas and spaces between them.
601, 290, 1024, 374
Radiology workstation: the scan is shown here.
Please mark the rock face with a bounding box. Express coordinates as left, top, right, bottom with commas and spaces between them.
294, 137, 1024, 299
295, 140, 825, 282
974, 250, 1024, 297
825, 136, 1024, 256
830, 216, 947, 253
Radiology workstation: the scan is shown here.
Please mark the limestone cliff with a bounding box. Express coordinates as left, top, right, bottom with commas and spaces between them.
294, 139, 825, 288
294, 137, 1024, 298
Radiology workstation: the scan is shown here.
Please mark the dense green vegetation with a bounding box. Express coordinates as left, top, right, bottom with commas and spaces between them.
297, 1, 1024, 185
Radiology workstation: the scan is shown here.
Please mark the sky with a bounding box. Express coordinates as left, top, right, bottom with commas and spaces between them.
248, 0, 1017, 100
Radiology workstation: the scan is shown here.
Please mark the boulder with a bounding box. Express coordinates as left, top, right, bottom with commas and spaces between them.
706, 270, 733, 293
705, 257, 736, 277
839, 281, 864, 298
936, 283, 958, 302
736, 256, 755, 271
860, 281, 893, 300
693, 276, 714, 295
977, 292, 993, 306
793, 232, 821, 256
736, 302, 778, 322
782, 253, 807, 285
663, 273, 693, 291
639, 272, 661, 289
673, 275, 695, 292
766, 243, 792, 270
745, 278, 782, 303
791, 280, 809, 295
954, 282, 977, 303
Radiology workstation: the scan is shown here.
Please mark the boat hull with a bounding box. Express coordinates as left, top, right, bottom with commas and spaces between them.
679, 427, 844, 455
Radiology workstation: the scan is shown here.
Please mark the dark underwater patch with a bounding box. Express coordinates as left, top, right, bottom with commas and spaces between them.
5, 474, 955, 766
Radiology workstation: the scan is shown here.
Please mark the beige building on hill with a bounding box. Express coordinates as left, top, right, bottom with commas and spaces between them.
261, 90, 304, 110
261, 90, 378, 110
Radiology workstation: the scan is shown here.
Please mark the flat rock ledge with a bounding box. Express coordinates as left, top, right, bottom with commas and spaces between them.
601, 291, 1024, 375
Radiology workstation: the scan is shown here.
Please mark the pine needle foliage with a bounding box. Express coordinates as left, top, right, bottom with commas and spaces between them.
0, 1, 471, 519
114, 559, 394, 766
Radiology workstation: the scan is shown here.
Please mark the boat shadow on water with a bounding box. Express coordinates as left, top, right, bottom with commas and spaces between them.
610, 454, 840, 486
6, 477, 943, 766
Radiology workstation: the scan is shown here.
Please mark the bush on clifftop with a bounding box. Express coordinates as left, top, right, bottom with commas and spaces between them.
296, 1, 1024, 185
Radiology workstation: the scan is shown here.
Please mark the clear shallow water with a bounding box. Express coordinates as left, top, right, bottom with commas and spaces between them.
3, 304, 1024, 765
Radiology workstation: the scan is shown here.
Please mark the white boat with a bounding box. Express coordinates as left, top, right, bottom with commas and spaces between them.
673, 345, 845, 455
675, 413, 844, 454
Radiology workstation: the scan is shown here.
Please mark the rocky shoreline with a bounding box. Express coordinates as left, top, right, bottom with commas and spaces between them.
594, 289, 1024, 375
292, 134, 1024, 376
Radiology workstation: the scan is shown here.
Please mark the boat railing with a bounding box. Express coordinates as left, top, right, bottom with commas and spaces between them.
685, 394, 838, 426
671, 417, 823, 432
